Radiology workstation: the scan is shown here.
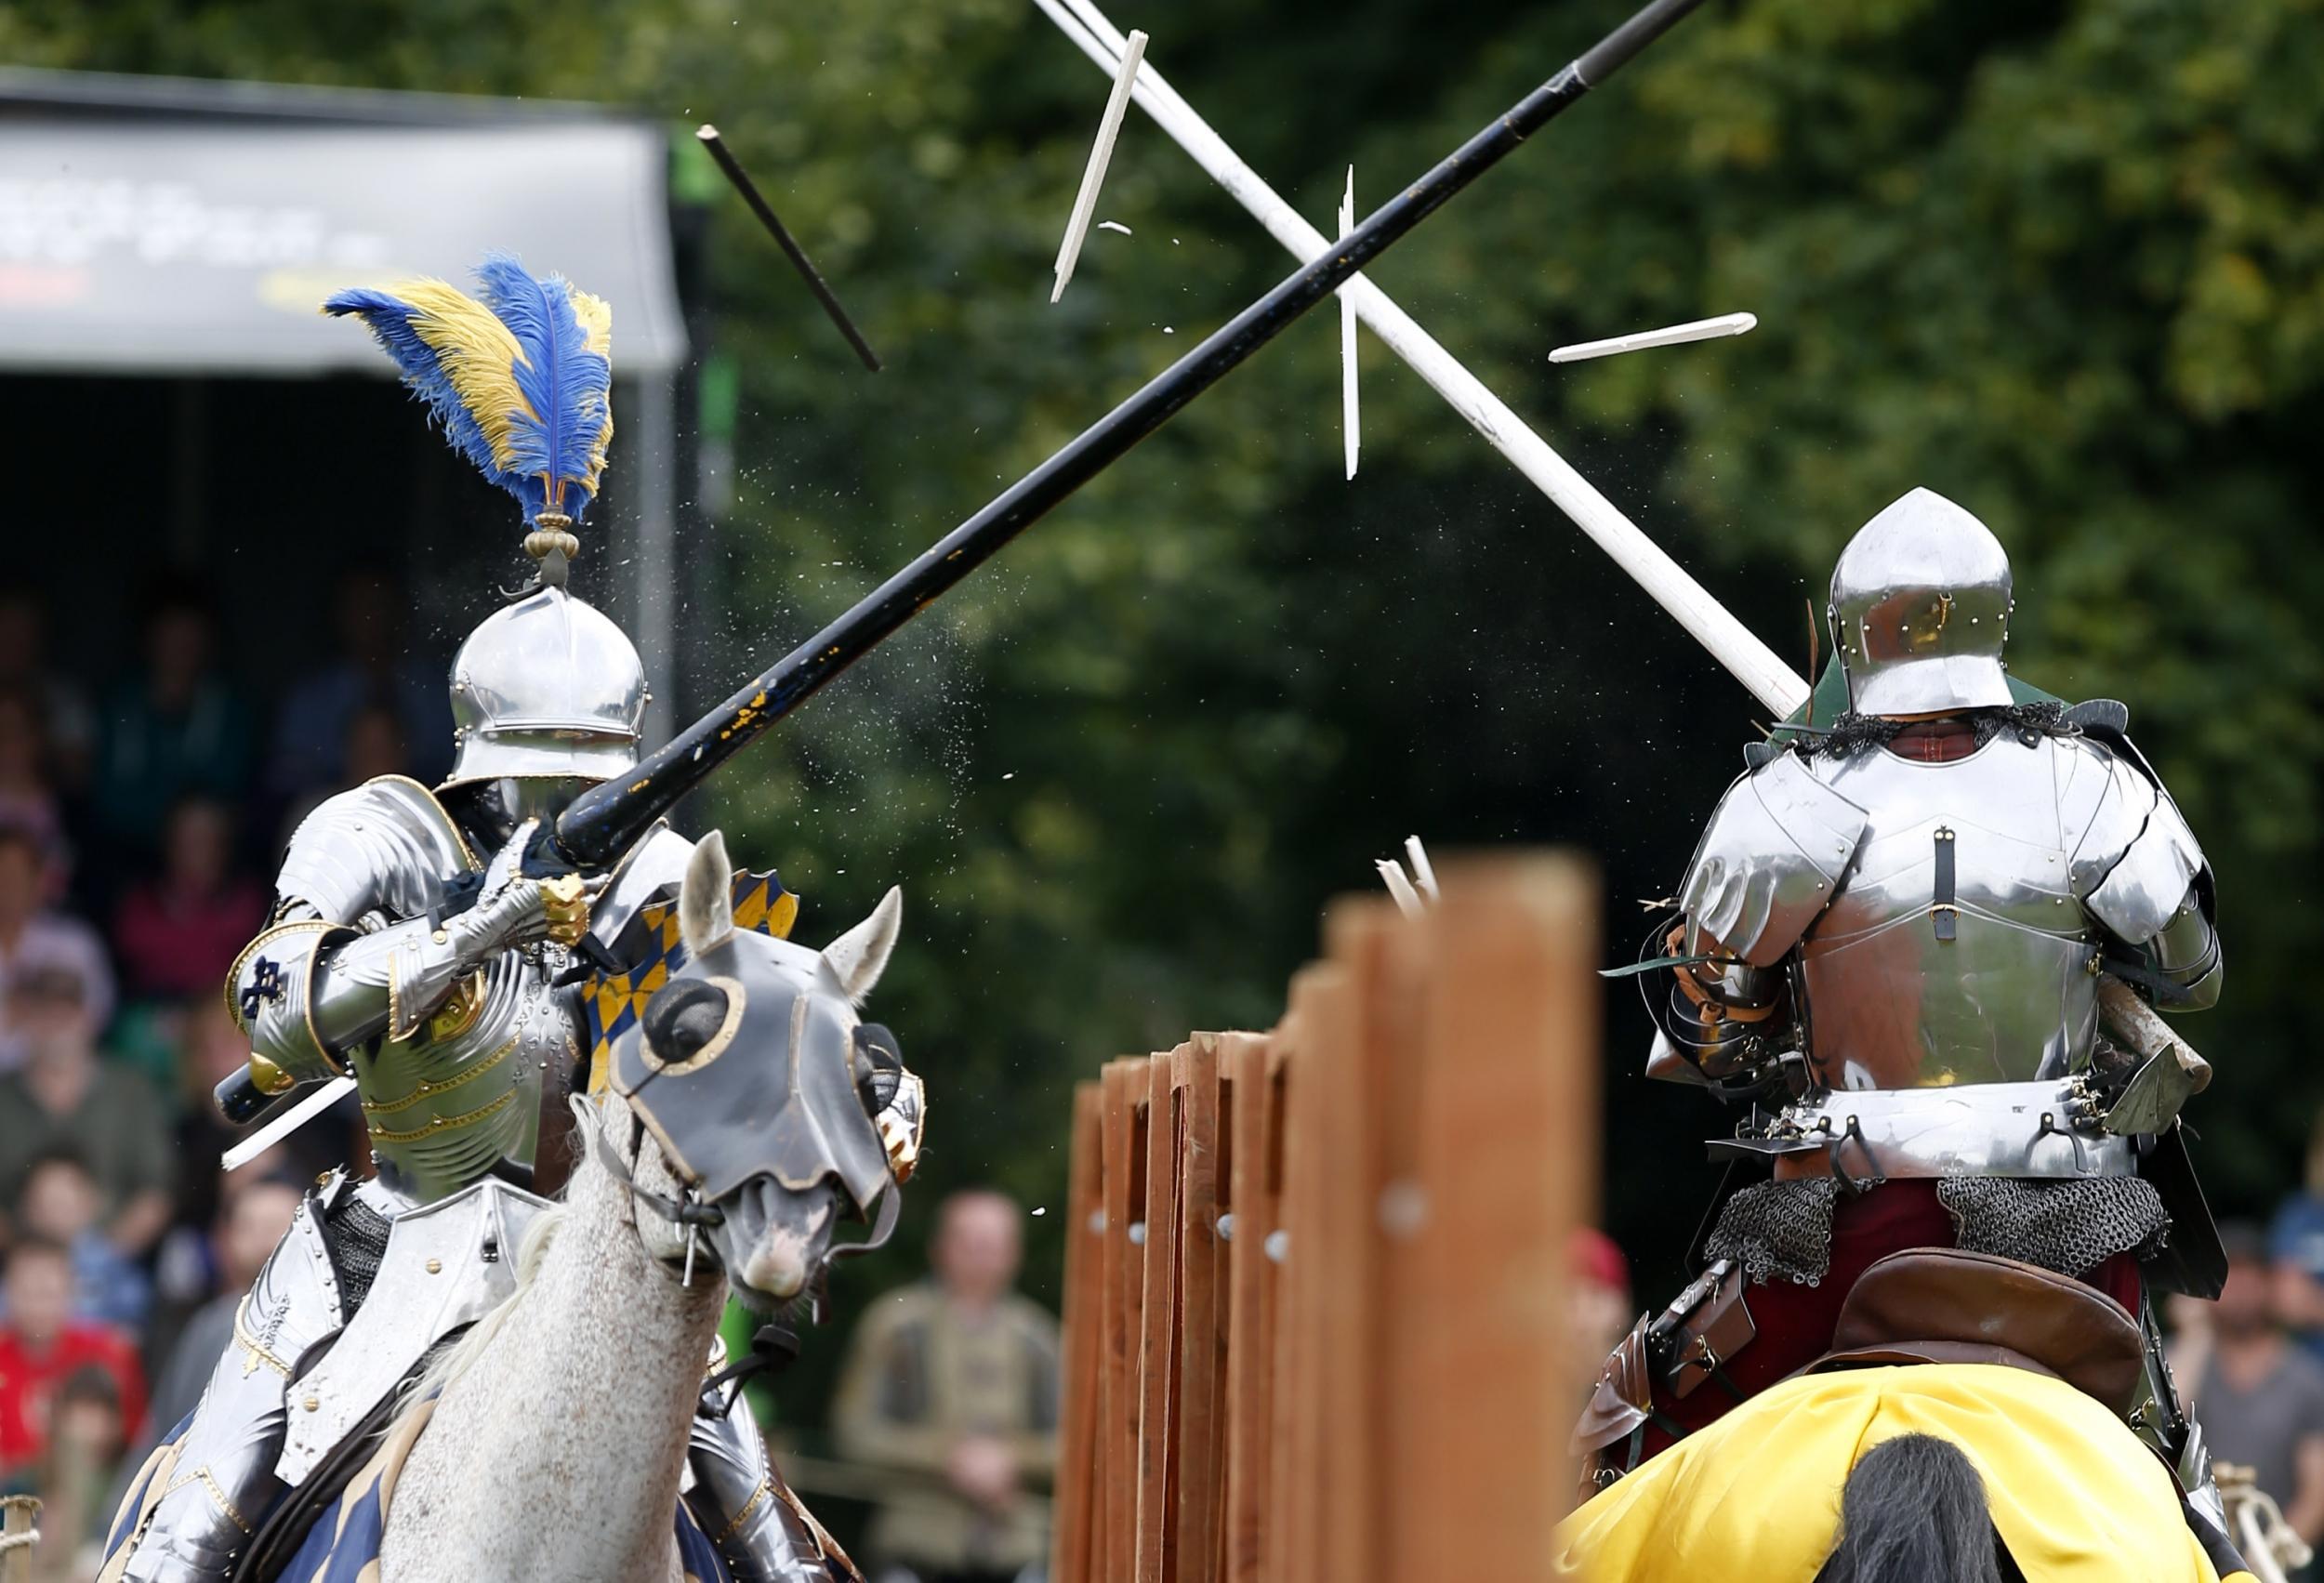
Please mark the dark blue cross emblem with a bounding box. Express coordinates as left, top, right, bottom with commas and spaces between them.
240, 957, 285, 1022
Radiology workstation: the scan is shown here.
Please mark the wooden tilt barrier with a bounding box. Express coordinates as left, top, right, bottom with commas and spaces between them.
1050, 854, 1601, 1583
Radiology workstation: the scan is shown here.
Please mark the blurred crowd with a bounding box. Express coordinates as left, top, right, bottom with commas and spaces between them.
2167, 1159, 2324, 1575
0, 570, 452, 1558
0, 576, 1063, 1580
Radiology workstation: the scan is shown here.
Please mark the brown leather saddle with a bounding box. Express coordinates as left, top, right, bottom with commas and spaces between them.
1573, 1246, 2147, 1489
1803, 1246, 2147, 1417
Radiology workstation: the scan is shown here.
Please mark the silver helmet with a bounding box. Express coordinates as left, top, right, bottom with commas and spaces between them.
1828, 487, 2014, 716
442, 585, 646, 787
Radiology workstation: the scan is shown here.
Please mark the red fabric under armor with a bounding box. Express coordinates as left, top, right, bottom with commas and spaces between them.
1639, 1179, 2145, 1455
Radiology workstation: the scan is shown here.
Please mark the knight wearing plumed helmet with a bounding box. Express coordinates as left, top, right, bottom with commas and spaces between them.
112, 257, 868, 1583
1575, 488, 2230, 1537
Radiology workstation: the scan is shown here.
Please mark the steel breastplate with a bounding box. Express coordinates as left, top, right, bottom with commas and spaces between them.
1801, 736, 2104, 1089
350, 947, 575, 1204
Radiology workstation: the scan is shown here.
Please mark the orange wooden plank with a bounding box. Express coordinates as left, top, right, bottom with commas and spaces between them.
1269, 962, 1347, 1583
1207, 1041, 1236, 1583
1100, 1057, 1147, 1583
1170, 1035, 1226, 1581
1050, 1080, 1106, 1583
1318, 901, 1416, 1583
1218, 1031, 1279, 1583
1395, 856, 1599, 1576
1134, 1049, 1184, 1583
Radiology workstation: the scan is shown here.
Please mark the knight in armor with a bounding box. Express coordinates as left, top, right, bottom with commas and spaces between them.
114, 258, 865, 1583
1575, 488, 2227, 1514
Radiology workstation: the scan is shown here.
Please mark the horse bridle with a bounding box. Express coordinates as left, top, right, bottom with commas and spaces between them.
567, 1090, 905, 1293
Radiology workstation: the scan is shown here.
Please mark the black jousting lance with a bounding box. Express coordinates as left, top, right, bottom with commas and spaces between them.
554, 0, 1706, 870
697, 125, 885, 373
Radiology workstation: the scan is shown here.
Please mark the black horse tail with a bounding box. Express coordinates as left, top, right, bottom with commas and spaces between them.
1814, 1433, 2013, 1583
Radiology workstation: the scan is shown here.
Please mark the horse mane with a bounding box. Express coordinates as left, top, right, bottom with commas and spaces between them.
386, 1204, 569, 1442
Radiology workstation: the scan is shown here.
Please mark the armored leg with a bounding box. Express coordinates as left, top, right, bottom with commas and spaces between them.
119, 1189, 350, 1582
686, 1404, 859, 1583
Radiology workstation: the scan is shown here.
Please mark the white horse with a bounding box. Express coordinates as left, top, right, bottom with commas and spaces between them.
162, 832, 907, 1583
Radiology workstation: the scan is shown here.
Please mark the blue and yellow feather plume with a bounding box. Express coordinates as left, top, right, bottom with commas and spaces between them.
324, 253, 614, 528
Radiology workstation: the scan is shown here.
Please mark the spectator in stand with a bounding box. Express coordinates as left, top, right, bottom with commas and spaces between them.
0, 822, 114, 1071
276, 699, 412, 852
0, 964, 169, 1258
14, 1149, 150, 1331
2272, 1115, 2324, 1368
265, 567, 452, 804
112, 795, 266, 1002
2189, 1222, 2324, 1548
0, 1236, 146, 1484
167, 999, 349, 1248
0, 688, 69, 897
91, 580, 255, 872
342, 697, 411, 785
136, 1176, 302, 1458
0, 588, 94, 787
1571, 1227, 1633, 1364
38, 1364, 131, 1556
833, 1189, 1060, 1583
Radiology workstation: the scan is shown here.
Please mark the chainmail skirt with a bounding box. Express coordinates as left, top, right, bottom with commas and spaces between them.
1704, 1173, 2169, 1287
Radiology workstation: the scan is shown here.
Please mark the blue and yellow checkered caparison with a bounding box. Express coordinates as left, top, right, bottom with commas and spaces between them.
585, 867, 797, 1090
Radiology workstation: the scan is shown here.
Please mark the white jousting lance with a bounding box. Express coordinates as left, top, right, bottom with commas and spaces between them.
1550, 310, 1758, 363
1033, 0, 1812, 718
222, 1075, 355, 1170
1052, 27, 1148, 302
1340, 165, 1360, 481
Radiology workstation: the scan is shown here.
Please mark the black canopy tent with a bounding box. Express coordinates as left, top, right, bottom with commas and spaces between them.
0, 66, 693, 749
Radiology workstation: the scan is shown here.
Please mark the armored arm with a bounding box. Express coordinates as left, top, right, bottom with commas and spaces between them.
2069, 739, 2222, 1013
231, 867, 585, 1089
1659, 932, 1790, 1079
1652, 752, 1868, 1087
225, 785, 588, 1093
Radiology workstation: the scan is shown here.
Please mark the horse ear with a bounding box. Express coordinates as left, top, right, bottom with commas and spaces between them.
824, 886, 903, 1005
679, 830, 736, 956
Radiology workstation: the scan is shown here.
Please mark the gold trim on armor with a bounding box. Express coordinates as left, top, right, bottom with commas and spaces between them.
221, 919, 349, 1078
365, 1086, 519, 1145
425, 970, 489, 1043
639, 975, 747, 1077
387, 951, 409, 1045
231, 1296, 292, 1379
715, 1475, 772, 1546
361, 1039, 516, 1117
156, 1468, 253, 1535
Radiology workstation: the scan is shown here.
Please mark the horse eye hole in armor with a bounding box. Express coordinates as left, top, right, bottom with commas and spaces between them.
852, 1022, 905, 1115
642, 977, 736, 1067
